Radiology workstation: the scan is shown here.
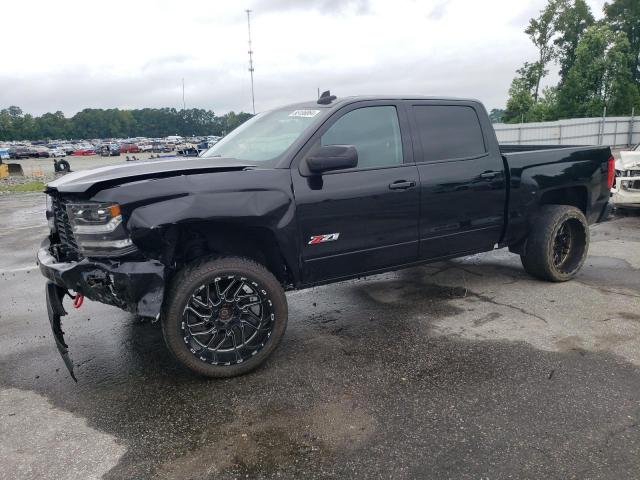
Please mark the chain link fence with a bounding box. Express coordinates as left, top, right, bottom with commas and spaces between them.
494, 115, 639, 147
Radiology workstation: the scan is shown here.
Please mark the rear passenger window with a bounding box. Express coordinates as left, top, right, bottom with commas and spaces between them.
412, 105, 486, 162
321, 106, 403, 169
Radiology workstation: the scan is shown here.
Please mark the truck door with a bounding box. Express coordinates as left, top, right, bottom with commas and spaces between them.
408, 101, 506, 259
291, 102, 420, 284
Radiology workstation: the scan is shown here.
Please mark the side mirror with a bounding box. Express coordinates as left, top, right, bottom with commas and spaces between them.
305, 145, 358, 174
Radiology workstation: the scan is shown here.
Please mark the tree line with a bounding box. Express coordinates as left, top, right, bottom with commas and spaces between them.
0, 106, 253, 141
498, 0, 640, 124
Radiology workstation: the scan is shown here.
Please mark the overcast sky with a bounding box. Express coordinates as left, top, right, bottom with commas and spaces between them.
2, 0, 607, 116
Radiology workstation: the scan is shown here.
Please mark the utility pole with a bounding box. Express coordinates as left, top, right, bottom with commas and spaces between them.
181, 77, 186, 139
246, 9, 256, 115
182, 78, 186, 111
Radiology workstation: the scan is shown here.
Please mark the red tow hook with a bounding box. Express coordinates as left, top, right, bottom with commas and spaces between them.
72, 293, 84, 309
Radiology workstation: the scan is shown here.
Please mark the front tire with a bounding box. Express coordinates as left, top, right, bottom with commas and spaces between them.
520, 205, 589, 282
162, 256, 288, 378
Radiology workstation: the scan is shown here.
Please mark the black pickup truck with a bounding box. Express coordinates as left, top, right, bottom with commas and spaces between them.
39, 93, 614, 379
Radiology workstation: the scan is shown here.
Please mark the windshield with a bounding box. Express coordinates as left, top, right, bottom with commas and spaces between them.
201, 108, 321, 162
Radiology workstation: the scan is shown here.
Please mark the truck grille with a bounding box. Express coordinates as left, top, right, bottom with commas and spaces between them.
52, 197, 80, 257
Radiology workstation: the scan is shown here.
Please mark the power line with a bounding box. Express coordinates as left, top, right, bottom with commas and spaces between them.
246, 9, 256, 115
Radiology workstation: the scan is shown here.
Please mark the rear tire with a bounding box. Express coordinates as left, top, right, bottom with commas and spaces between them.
520, 205, 589, 282
162, 256, 288, 378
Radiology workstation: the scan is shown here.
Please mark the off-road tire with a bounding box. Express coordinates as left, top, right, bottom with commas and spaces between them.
162, 256, 288, 378
520, 205, 589, 282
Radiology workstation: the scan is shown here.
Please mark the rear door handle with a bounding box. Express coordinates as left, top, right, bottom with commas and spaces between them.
480, 171, 500, 180
389, 180, 416, 190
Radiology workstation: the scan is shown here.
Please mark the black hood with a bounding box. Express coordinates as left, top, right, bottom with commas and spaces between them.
46, 157, 255, 194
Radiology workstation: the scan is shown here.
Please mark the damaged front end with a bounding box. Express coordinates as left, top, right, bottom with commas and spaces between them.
38, 239, 166, 316
612, 152, 640, 208
38, 192, 166, 380
612, 170, 640, 208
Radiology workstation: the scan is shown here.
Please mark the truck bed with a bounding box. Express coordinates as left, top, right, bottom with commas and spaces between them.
498, 143, 612, 247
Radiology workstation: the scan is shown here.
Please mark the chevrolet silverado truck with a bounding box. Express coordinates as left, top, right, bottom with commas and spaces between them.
38, 93, 614, 380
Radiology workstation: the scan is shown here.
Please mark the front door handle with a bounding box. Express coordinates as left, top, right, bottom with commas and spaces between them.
480, 171, 500, 180
389, 180, 416, 190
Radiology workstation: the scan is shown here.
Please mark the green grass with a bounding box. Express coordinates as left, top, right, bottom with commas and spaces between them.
0, 181, 45, 193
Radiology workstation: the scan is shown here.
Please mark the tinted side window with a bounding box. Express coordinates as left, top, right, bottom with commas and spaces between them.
321, 106, 403, 169
412, 105, 486, 162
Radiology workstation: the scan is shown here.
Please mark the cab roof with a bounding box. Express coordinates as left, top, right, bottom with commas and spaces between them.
279, 95, 483, 112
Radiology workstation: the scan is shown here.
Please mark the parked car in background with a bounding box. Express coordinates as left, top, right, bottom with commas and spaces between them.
99, 144, 120, 156
33, 147, 51, 158
151, 142, 165, 153
138, 143, 153, 152
176, 143, 201, 157
611, 143, 640, 208
49, 148, 67, 158
9, 147, 31, 159
61, 144, 76, 155
72, 145, 96, 156
119, 143, 140, 154
0, 148, 9, 160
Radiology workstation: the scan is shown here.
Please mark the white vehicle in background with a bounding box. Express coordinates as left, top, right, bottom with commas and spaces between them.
138, 143, 153, 152
611, 143, 640, 208
49, 147, 67, 157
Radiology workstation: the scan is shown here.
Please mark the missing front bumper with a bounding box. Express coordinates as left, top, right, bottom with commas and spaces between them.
37, 239, 166, 317
39, 239, 167, 381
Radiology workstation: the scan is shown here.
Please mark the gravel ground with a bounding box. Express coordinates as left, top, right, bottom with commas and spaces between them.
0, 174, 57, 190
0, 194, 639, 480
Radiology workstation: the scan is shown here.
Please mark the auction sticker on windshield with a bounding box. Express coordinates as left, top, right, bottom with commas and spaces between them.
289, 110, 320, 118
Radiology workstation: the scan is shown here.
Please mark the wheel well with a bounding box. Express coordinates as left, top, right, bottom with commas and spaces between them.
509, 187, 588, 255
539, 186, 588, 214
171, 222, 292, 286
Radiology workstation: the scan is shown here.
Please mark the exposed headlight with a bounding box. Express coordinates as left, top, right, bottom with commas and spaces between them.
67, 203, 123, 233
65, 202, 135, 256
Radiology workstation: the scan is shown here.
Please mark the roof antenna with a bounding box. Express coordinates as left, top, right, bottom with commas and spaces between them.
317, 90, 336, 105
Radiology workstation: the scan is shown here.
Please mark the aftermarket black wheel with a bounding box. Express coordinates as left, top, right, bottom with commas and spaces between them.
162, 256, 288, 378
520, 205, 589, 282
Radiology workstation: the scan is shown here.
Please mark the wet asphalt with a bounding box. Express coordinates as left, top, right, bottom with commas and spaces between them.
1, 193, 639, 480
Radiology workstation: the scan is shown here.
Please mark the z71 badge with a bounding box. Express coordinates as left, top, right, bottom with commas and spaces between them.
308, 233, 340, 245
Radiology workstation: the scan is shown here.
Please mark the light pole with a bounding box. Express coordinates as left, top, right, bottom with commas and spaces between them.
246, 9, 256, 115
